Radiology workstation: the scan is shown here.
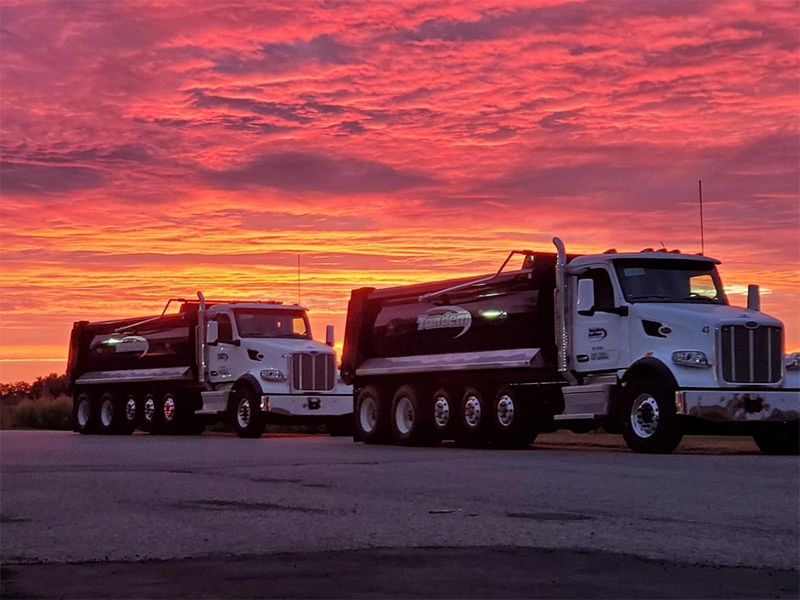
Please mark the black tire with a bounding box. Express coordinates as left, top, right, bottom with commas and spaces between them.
97, 390, 133, 435
230, 385, 265, 439
354, 385, 389, 444
753, 423, 799, 455
142, 392, 158, 433
431, 388, 454, 440
456, 386, 492, 447
120, 392, 139, 435
620, 378, 683, 454
158, 391, 183, 435
390, 385, 434, 446
74, 391, 97, 435
491, 386, 537, 449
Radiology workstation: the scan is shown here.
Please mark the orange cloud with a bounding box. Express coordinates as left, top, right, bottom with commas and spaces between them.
1, 0, 798, 382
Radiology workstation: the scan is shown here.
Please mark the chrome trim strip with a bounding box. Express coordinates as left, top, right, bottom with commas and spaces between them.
356, 348, 545, 377
75, 366, 193, 385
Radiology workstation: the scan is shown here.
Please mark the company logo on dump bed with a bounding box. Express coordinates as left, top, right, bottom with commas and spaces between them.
94, 335, 150, 358
417, 307, 472, 338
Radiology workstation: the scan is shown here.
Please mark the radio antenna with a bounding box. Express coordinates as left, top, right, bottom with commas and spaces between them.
297, 254, 301, 305
698, 180, 705, 255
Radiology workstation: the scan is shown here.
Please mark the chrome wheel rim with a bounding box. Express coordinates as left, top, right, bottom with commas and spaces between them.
100, 399, 114, 428
77, 398, 90, 428
395, 396, 414, 435
359, 396, 378, 434
463, 394, 482, 429
496, 393, 515, 427
125, 396, 137, 422
237, 398, 252, 428
631, 393, 660, 438
143, 396, 156, 422
163, 395, 176, 423
433, 394, 450, 429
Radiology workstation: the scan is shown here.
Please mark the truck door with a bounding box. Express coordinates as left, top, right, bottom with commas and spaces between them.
571, 267, 627, 372
206, 312, 242, 383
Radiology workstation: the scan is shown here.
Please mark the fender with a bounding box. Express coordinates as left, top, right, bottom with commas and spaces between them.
621, 357, 679, 391
230, 374, 264, 407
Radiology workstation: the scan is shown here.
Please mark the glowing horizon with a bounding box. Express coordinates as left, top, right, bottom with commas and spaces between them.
1, 0, 798, 383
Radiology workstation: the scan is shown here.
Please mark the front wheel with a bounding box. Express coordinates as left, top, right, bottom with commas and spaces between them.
231, 386, 265, 439
753, 423, 799, 455
620, 378, 683, 454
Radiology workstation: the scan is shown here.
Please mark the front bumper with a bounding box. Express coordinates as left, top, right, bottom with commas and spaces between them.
265, 393, 352, 417
676, 389, 800, 422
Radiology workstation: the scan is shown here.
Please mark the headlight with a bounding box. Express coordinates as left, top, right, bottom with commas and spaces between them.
785, 353, 800, 371
260, 369, 286, 382
672, 350, 710, 368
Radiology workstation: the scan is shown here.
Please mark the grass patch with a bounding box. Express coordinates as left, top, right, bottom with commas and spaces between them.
2, 395, 73, 430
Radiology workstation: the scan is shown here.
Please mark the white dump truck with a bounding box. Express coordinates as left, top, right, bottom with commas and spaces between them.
68, 292, 352, 437
340, 237, 799, 454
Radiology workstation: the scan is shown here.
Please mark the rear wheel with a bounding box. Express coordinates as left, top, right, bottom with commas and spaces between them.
431, 388, 454, 440
621, 377, 682, 454
97, 391, 120, 435
142, 392, 158, 433
753, 423, 799, 455
457, 386, 491, 446
355, 385, 389, 444
231, 386, 265, 439
390, 385, 434, 446
157, 392, 181, 434
74, 391, 96, 435
491, 386, 537, 448
120, 392, 139, 434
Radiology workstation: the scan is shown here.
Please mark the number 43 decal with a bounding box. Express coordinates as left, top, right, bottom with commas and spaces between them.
702, 326, 711, 333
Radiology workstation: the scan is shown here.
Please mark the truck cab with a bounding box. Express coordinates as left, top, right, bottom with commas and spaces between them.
557, 241, 798, 453
196, 298, 352, 436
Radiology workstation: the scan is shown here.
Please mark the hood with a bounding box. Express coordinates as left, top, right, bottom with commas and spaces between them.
240, 337, 335, 358
631, 302, 783, 330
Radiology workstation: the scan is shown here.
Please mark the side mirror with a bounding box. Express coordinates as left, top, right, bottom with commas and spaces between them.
747, 284, 760, 311
577, 279, 595, 316
325, 325, 335, 348
206, 320, 219, 344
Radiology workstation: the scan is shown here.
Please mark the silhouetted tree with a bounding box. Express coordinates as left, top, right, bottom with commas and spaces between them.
0, 381, 32, 405
30, 373, 69, 399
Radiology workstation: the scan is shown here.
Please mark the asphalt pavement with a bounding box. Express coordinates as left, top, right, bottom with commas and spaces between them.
1, 430, 798, 598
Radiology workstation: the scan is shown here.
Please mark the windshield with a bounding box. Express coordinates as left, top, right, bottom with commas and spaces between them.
613, 259, 727, 305
233, 308, 311, 339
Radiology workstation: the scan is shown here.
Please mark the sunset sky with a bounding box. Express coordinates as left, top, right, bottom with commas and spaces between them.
1, 0, 798, 384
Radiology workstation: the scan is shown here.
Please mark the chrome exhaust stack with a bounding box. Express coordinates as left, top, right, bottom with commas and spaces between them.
552, 237, 576, 384
197, 291, 206, 384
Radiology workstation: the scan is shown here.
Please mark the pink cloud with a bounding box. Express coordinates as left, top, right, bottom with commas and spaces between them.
1, 0, 798, 381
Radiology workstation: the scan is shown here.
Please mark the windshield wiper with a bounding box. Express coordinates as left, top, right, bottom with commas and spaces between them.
628, 294, 671, 301
683, 295, 718, 303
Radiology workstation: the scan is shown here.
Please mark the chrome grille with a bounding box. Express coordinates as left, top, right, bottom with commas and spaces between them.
291, 352, 335, 391
719, 324, 782, 384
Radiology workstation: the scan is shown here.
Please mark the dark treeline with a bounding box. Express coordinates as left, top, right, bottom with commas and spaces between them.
0, 373, 70, 404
